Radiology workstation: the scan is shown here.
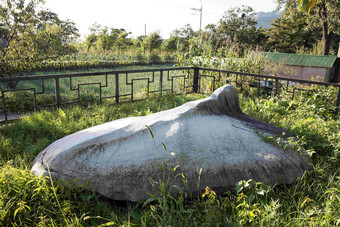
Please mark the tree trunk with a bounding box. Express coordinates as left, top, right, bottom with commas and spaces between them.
6, 81, 19, 90
319, 3, 332, 55
321, 22, 331, 55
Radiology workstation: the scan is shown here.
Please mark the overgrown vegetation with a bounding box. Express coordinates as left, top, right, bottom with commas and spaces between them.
1, 0, 339, 226
2, 0, 339, 83
1, 83, 339, 226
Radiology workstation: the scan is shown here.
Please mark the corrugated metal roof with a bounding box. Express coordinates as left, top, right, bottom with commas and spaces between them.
262, 52, 337, 68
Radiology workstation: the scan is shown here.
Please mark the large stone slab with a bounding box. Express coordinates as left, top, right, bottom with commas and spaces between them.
31, 85, 311, 201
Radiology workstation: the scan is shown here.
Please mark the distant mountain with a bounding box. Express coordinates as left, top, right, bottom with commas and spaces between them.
255, 10, 283, 29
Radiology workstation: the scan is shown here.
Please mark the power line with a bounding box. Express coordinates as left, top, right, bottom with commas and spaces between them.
203, 10, 224, 17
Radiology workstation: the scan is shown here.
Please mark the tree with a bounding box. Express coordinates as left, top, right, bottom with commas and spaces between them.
218, 6, 257, 42
36, 9, 79, 43
142, 32, 162, 53
58, 19, 79, 43
266, 2, 322, 53
277, 0, 340, 55
85, 33, 97, 50
298, 0, 319, 13
86, 23, 130, 51
115, 30, 131, 50
217, 6, 260, 53
85, 22, 101, 50
312, 0, 340, 55
171, 24, 196, 52
131, 36, 144, 51
163, 35, 180, 52
0, 0, 78, 85
95, 26, 111, 50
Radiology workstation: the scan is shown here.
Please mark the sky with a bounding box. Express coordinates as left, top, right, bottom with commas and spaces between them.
43, 0, 278, 39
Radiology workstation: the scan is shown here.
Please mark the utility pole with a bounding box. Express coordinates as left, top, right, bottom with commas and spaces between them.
144, 24, 146, 36
190, 0, 202, 31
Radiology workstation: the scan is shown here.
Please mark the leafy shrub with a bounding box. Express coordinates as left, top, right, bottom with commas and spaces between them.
3, 91, 34, 112
147, 53, 162, 63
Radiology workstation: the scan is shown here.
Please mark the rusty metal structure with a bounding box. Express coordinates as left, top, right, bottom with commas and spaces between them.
1, 67, 340, 123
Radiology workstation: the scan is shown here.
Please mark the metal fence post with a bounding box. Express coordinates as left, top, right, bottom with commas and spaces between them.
54, 78, 61, 107
160, 70, 163, 96
1, 91, 7, 121
115, 73, 119, 103
193, 67, 199, 93
335, 87, 340, 115
275, 79, 279, 95
226, 72, 230, 84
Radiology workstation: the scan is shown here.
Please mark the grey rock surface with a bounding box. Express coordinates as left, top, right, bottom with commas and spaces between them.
31, 85, 311, 201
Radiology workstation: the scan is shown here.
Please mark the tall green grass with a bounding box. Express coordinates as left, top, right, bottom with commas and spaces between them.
0, 93, 205, 226
1, 84, 339, 226
1, 34, 339, 225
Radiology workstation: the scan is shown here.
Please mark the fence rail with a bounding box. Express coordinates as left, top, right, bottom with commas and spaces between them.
198, 67, 340, 114
1, 67, 340, 123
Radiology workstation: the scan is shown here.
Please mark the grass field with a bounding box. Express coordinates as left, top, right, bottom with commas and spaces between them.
0, 84, 339, 226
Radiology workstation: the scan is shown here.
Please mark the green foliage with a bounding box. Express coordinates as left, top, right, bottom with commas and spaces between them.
0, 93, 207, 226
26, 50, 176, 73
298, 0, 319, 14
162, 35, 180, 52
217, 5, 260, 53
240, 85, 340, 159
266, 6, 322, 53
1, 70, 340, 226
0, 0, 78, 81
85, 23, 130, 52
276, 0, 340, 55
0, 161, 117, 226
171, 24, 196, 53
142, 32, 163, 53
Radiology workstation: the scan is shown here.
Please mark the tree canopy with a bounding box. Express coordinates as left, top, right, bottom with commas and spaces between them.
85, 23, 131, 51
298, 0, 319, 14
276, 0, 340, 55
0, 0, 78, 81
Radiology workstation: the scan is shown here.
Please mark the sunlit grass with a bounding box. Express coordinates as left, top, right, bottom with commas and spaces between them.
1, 86, 339, 226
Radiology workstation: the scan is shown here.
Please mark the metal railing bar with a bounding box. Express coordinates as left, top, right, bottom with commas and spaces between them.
1, 91, 7, 121
119, 94, 132, 97
35, 79, 45, 95
200, 67, 340, 88
1, 66, 340, 123
0, 67, 195, 82
101, 96, 116, 100
1, 88, 36, 93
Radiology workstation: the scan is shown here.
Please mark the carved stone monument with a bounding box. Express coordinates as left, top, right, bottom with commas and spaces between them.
31, 85, 311, 201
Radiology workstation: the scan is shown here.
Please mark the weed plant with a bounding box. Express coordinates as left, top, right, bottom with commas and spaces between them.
1, 83, 339, 226
1, 40, 340, 225
0, 93, 205, 226
29, 49, 176, 73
